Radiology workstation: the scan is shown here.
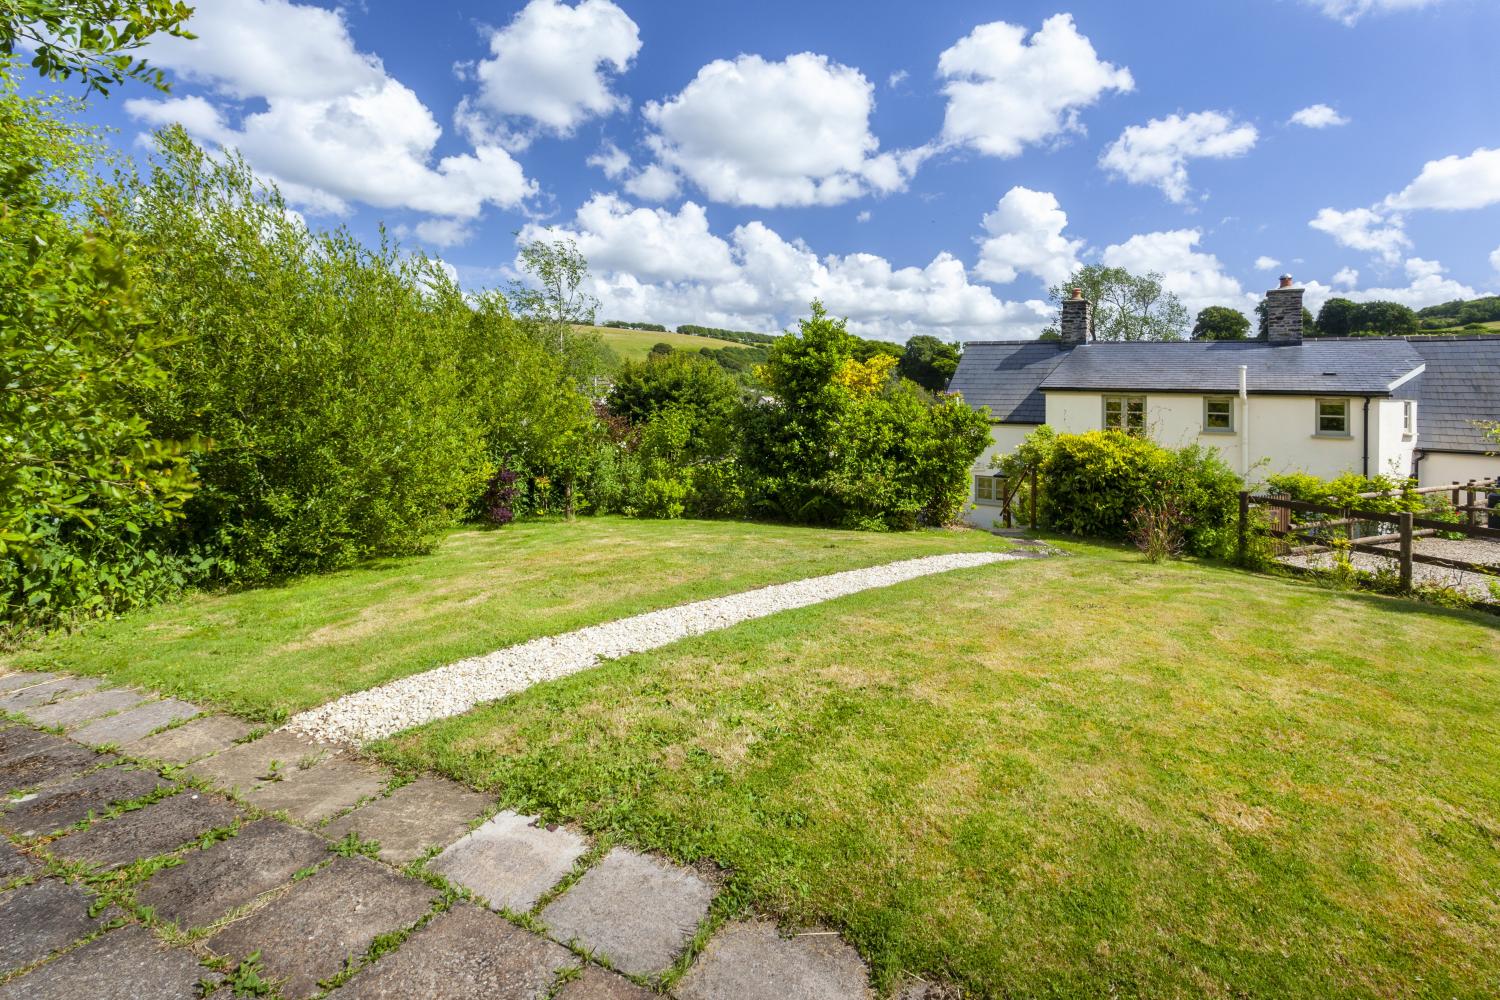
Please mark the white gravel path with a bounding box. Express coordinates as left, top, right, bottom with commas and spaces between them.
289, 551, 1021, 746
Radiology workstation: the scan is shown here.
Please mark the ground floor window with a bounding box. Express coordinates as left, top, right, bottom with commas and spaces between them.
1204, 396, 1235, 433
974, 475, 1001, 505
1104, 395, 1146, 434
1316, 398, 1350, 436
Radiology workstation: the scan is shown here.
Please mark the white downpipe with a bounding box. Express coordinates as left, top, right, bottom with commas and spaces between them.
1239, 365, 1251, 478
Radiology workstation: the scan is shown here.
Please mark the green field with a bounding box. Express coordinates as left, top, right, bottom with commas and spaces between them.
4, 519, 1009, 719
576, 325, 756, 364
376, 541, 1500, 998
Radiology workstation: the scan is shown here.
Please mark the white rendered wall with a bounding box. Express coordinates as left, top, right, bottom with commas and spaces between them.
965, 423, 1040, 529
1420, 451, 1498, 489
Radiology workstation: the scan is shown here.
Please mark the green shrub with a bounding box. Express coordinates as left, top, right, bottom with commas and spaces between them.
1, 72, 197, 630
123, 131, 488, 582
1039, 430, 1241, 558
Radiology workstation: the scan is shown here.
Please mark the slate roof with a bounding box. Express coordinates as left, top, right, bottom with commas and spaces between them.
945, 341, 1069, 422
1395, 336, 1500, 454
1040, 339, 1424, 395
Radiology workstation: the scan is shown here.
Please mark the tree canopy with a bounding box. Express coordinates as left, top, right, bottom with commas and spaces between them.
0, 0, 194, 94
898, 335, 961, 391
1046, 265, 1189, 342
1192, 306, 1251, 341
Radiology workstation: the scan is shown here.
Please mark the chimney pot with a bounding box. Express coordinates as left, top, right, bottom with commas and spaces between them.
1279, 274, 1294, 289
1070, 287, 1084, 301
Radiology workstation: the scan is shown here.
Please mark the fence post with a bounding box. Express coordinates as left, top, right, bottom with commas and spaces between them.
1238, 491, 1250, 564
1028, 467, 1038, 530
1466, 481, 1478, 529
1398, 511, 1414, 593
1451, 481, 1461, 511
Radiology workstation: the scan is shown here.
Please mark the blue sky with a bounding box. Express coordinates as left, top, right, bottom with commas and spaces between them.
59, 0, 1500, 340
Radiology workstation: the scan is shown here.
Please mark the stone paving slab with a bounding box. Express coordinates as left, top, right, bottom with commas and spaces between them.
135, 819, 329, 929
674, 920, 873, 1000
48, 790, 241, 870
26, 688, 147, 730
324, 777, 491, 864
557, 965, 656, 999
0, 676, 101, 712
0, 878, 109, 974
207, 856, 437, 999
0, 924, 209, 1000
246, 755, 389, 824
125, 714, 254, 763
186, 728, 335, 793
0, 725, 67, 765
0, 672, 56, 693
0, 742, 106, 792
430, 810, 588, 914
0, 840, 38, 885
330, 901, 574, 1000
541, 847, 715, 976
71, 700, 200, 748
0, 767, 167, 837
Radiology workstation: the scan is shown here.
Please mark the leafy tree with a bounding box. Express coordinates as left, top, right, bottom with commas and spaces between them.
1046, 265, 1188, 342
1, 0, 195, 95
122, 129, 490, 578
1192, 306, 1251, 341
1315, 298, 1360, 338
742, 302, 990, 529
1, 72, 196, 626
1353, 300, 1418, 337
511, 236, 599, 345
898, 335, 961, 391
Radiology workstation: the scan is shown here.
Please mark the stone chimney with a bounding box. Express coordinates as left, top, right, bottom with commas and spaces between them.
1265, 274, 1304, 345
1059, 287, 1091, 346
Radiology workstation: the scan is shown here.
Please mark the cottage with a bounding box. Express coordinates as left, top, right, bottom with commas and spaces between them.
948, 278, 1500, 530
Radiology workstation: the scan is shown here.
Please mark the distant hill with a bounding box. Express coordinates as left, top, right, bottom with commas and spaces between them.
572, 325, 753, 365
1417, 295, 1500, 332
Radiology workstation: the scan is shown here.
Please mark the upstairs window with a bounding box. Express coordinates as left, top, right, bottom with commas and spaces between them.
1103, 395, 1146, 434
1204, 397, 1235, 433
1316, 398, 1350, 437
1403, 400, 1416, 436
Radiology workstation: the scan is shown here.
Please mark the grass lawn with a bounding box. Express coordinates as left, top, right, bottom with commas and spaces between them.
576, 325, 754, 364
372, 541, 1500, 999
3, 518, 1009, 720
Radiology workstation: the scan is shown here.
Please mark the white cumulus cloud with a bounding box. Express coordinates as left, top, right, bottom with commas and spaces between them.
639, 52, 921, 208
1491, 246, 1500, 275
1301, 0, 1449, 26
1341, 257, 1477, 309
974, 187, 1083, 288
937, 14, 1133, 158
1100, 111, 1259, 204
1308, 207, 1410, 264
1385, 147, 1500, 212
522, 197, 1052, 341
1289, 104, 1349, 128
1101, 230, 1258, 319
1254, 256, 1282, 271
587, 141, 632, 179
470, 0, 640, 138
126, 0, 534, 220
623, 164, 682, 202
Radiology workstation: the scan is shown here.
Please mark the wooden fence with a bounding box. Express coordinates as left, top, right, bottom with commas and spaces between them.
1238, 479, 1500, 593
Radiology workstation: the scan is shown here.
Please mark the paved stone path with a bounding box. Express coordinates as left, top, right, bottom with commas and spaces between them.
1, 669, 914, 998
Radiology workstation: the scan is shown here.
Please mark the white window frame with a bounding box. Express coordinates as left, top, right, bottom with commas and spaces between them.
974, 475, 1002, 505
1315, 398, 1351, 438
1203, 396, 1235, 434
1103, 395, 1146, 434
1402, 400, 1416, 438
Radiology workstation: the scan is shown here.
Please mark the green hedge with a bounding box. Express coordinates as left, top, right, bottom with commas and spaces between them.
1035, 429, 1242, 558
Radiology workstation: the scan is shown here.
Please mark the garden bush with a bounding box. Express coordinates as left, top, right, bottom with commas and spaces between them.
123, 131, 488, 582
1037, 430, 1242, 558
1, 71, 198, 631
